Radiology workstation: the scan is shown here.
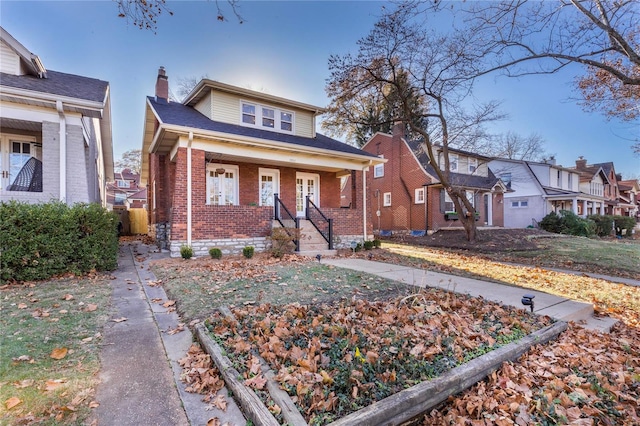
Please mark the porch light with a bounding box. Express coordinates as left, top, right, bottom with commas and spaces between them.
215, 167, 226, 174
521, 294, 535, 313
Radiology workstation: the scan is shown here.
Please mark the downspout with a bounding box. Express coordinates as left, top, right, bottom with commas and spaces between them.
363, 162, 370, 242
56, 100, 66, 203
187, 132, 193, 248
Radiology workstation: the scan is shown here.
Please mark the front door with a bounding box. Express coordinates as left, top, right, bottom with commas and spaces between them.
0, 133, 41, 194
296, 172, 319, 217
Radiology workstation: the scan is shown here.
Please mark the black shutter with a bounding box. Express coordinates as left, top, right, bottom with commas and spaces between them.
440, 189, 445, 213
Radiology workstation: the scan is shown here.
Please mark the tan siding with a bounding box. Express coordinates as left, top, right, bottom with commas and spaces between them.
211, 91, 241, 124
294, 111, 313, 138
476, 162, 489, 177
0, 41, 19, 75
194, 89, 213, 119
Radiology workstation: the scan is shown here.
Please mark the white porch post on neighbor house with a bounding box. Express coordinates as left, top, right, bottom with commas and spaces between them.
362, 166, 369, 242
487, 193, 493, 226
600, 202, 605, 215
187, 132, 193, 247
582, 200, 588, 217
572, 199, 578, 215
56, 100, 66, 202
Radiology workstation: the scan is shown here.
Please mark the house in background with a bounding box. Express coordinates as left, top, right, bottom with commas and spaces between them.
107, 168, 145, 208
357, 123, 506, 235
617, 178, 639, 220
141, 67, 383, 257
489, 156, 613, 228
0, 27, 113, 206
570, 157, 610, 216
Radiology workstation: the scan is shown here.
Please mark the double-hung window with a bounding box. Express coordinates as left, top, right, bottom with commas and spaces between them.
241, 101, 294, 134
383, 192, 391, 207
374, 155, 384, 178
414, 188, 425, 204
206, 164, 239, 205
449, 154, 458, 172
468, 158, 477, 174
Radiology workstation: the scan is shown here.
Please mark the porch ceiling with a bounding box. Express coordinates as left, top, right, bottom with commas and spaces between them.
0, 117, 42, 133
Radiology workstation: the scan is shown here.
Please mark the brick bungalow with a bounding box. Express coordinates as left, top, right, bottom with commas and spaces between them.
141, 68, 384, 257
347, 124, 505, 234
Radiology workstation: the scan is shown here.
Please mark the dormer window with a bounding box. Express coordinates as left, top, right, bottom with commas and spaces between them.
241, 101, 294, 133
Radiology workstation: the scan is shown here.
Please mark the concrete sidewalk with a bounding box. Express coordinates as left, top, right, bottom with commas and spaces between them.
93, 242, 245, 426
322, 258, 618, 332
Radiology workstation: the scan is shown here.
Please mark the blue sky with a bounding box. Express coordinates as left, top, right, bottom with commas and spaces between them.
2, 1, 638, 178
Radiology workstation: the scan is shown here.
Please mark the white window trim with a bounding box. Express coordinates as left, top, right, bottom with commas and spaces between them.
414, 188, 425, 204
258, 167, 280, 206
240, 99, 295, 134
206, 163, 239, 206
450, 154, 458, 172
510, 200, 529, 208
468, 158, 477, 174
374, 155, 384, 178
383, 192, 392, 207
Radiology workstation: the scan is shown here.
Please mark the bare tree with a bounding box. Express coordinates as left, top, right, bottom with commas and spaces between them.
327, 4, 504, 241
444, 0, 640, 153
115, 149, 142, 174
488, 131, 549, 161
115, 0, 243, 32
171, 75, 210, 102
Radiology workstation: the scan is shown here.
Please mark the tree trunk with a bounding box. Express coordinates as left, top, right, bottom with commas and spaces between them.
459, 212, 478, 242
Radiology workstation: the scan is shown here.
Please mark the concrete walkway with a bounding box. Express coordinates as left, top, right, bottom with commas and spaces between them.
322, 258, 619, 332
93, 242, 245, 426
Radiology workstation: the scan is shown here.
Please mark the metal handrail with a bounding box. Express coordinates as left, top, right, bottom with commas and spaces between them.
274, 194, 299, 251
305, 196, 333, 249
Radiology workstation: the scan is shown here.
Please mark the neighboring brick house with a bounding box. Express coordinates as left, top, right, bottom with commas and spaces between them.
141, 68, 384, 257
107, 169, 145, 208
356, 123, 505, 234
617, 179, 639, 220
570, 157, 610, 216
0, 27, 113, 206
588, 161, 620, 215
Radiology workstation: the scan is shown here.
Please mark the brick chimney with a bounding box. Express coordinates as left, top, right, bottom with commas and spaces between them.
155, 66, 169, 103
392, 121, 406, 140
575, 156, 587, 170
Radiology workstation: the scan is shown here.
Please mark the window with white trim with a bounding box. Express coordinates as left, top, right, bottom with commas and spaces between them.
510, 200, 529, 208
414, 188, 425, 204
259, 168, 280, 206
468, 158, 477, 174
374, 155, 384, 178
383, 192, 391, 207
206, 164, 239, 205
241, 101, 294, 133
450, 154, 458, 172
117, 180, 129, 188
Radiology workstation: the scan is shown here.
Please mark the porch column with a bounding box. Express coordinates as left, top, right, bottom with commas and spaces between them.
362, 167, 368, 241
187, 132, 193, 247
582, 200, 588, 217
487, 193, 493, 226
56, 100, 67, 202
572, 198, 578, 215
600, 202, 605, 215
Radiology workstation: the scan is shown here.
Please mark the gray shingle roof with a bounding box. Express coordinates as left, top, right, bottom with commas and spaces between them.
406, 139, 500, 190
148, 97, 378, 158
0, 70, 108, 103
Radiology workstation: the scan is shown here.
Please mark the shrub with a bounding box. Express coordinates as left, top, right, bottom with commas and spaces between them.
373, 239, 382, 248
268, 227, 298, 258
180, 245, 193, 259
355, 242, 363, 252
588, 215, 614, 237
0, 201, 118, 282
614, 216, 636, 237
539, 210, 595, 237
209, 247, 222, 259
363, 240, 374, 250
242, 246, 254, 259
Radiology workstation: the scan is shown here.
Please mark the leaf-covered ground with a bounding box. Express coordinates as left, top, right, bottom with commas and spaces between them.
168, 244, 640, 425
205, 290, 551, 425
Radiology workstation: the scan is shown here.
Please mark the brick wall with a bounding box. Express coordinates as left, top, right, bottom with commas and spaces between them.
65, 124, 90, 204
152, 147, 366, 248
364, 128, 431, 233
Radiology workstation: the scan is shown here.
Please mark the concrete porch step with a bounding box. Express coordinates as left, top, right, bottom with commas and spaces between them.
297, 249, 337, 258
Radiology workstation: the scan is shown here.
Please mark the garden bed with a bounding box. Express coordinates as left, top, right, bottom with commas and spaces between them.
201, 289, 554, 424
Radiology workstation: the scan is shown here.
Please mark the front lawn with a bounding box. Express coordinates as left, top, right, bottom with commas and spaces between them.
0, 276, 111, 425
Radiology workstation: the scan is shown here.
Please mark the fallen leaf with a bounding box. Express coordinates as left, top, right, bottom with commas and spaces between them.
50, 347, 68, 360
17, 303, 27, 309
163, 300, 176, 308
14, 379, 34, 388
12, 355, 33, 363
64, 294, 74, 301
211, 394, 227, 411
45, 379, 66, 391
89, 401, 100, 408
244, 374, 267, 390
5, 397, 21, 409
206, 418, 220, 426
112, 317, 128, 323
85, 304, 98, 312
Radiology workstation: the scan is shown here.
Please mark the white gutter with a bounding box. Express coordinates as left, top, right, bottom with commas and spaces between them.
1, 86, 105, 114
362, 163, 370, 242
56, 100, 66, 203
187, 132, 193, 248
